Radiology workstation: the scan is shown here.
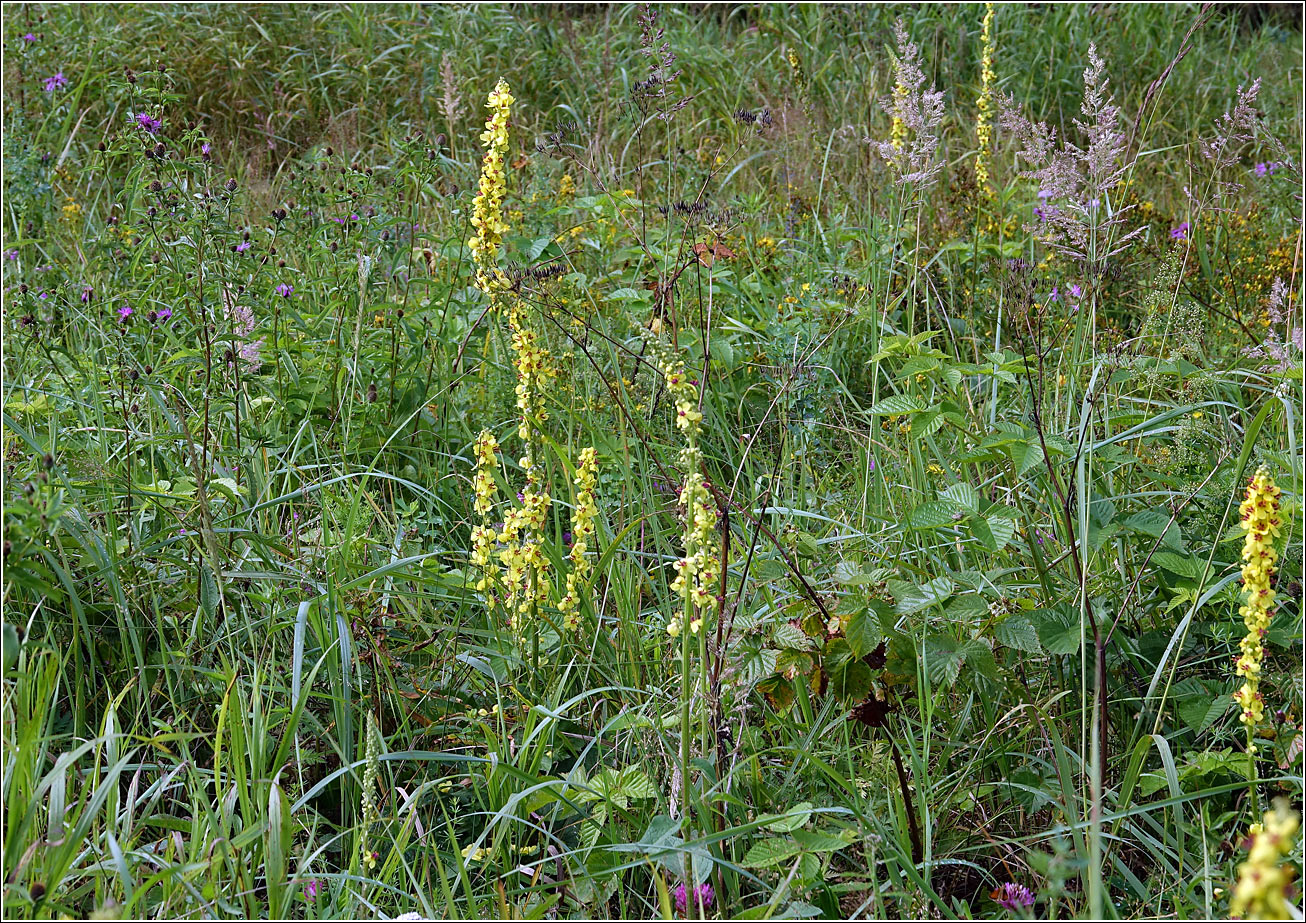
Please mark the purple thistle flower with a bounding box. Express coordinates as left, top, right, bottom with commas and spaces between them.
118, 305, 133, 320
1170, 222, 1189, 240
275, 283, 293, 298
134, 112, 162, 134
156, 307, 173, 322
23, 33, 37, 43
991, 882, 1035, 911
201, 142, 212, 155
43, 72, 67, 92
236, 241, 251, 253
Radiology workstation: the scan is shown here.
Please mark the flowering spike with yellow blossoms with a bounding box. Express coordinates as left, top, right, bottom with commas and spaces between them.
974, 3, 996, 194
1230, 805, 1299, 920
662, 359, 719, 640
469, 78, 513, 299
558, 447, 599, 630
1233, 467, 1283, 746
470, 430, 500, 602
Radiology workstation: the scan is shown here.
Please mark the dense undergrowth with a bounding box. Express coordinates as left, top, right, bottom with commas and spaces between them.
2, 3, 1303, 920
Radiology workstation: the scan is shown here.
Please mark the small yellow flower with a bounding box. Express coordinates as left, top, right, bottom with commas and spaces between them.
1232, 467, 1283, 741
1231, 806, 1299, 920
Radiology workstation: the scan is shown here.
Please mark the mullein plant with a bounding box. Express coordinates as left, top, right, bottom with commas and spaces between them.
467, 79, 598, 645
1230, 805, 1299, 920
1233, 468, 1284, 757
974, 3, 997, 196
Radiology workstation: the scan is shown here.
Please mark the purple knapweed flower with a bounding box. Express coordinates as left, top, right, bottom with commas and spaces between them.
275, 283, 293, 298
134, 112, 162, 133
991, 882, 1035, 911
235, 241, 251, 253
674, 882, 715, 916
23, 33, 37, 43
156, 307, 172, 322
1170, 222, 1189, 240
201, 142, 212, 155
118, 305, 133, 320
43, 72, 67, 92
81, 286, 92, 303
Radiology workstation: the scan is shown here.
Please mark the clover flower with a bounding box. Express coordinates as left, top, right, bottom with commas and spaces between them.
974, 3, 997, 194
674, 881, 715, 916
991, 881, 1035, 911
558, 446, 599, 630
1233, 467, 1283, 742
1230, 806, 1299, 920
468, 78, 513, 299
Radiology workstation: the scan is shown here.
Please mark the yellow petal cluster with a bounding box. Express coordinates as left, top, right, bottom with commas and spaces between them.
559, 446, 599, 630
662, 359, 720, 640
469, 78, 513, 299
1230, 806, 1298, 920
1233, 467, 1283, 739
974, 3, 996, 194
470, 430, 500, 599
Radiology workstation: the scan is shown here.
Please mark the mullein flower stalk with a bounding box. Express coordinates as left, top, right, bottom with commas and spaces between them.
1231, 805, 1299, 920
558, 447, 599, 630
470, 430, 500, 604
1233, 467, 1283, 750
469, 78, 513, 301
974, 3, 997, 195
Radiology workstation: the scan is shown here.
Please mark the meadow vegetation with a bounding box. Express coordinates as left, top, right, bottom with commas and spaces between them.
2, 3, 1303, 919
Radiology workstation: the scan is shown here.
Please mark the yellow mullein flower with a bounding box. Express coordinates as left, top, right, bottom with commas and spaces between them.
559, 447, 599, 630
662, 359, 719, 640
1233, 467, 1283, 743
469, 78, 513, 299
470, 431, 500, 600
974, 3, 996, 194
1231, 806, 1299, 920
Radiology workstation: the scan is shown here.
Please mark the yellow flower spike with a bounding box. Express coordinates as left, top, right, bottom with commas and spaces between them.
1231, 806, 1299, 920
1232, 467, 1283, 745
469, 78, 514, 301
559, 447, 600, 630
974, 3, 996, 195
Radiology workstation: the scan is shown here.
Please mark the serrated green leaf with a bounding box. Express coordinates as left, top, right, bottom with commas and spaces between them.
994, 616, 1042, 653
867, 394, 925, 416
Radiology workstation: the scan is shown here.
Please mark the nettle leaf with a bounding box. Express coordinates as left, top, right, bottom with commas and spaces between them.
896, 576, 955, 614
743, 837, 803, 869
867, 394, 926, 416
908, 500, 968, 530
1152, 551, 1204, 579
1125, 510, 1185, 551
994, 616, 1042, 653
774, 622, 813, 651
1008, 440, 1044, 476
1032, 605, 1081, 655
939, 482, 980, 513
844, 608, 882, 658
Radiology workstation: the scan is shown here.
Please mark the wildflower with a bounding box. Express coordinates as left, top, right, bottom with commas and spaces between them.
275, 282, 293, 298
235, 241, 251, 253
991, 882, 1035, 911
468, 78, 513, 299
302, 879, 320, 901
133, 112, 162, 133
871, 19, 946, 187
117, 305, 133, 320
1245, 278, 1302, 372
359, 713, 382, 871
558, 447, 599, 630
156, 307, 172, 322
1069, 283, 1083, 300
4, 249, 17, 260
1171, 222, 1190, 240
674, 881, 715, 916
470, 430, 500, 598
974, 3, 997, 194
1230, 806, 1299, 920
1233, 467, 1283, 743
80, 286, 92, 303
662, 358, 719, 639
460, 843, 487, 864
557, 173, 576, 198
225, 299, 262, 372
43, 72, 67, 92
22, 33, 36, 43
